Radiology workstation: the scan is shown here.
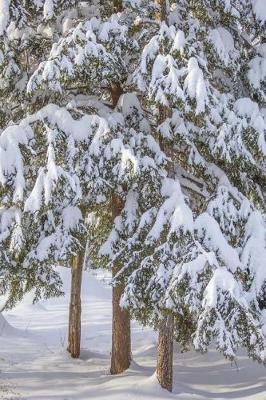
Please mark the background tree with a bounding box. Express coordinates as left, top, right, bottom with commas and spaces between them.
0, 0, 101, 358
25, 0, 140, 372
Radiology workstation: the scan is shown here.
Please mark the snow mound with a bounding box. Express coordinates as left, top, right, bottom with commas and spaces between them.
0, 313, 17, 336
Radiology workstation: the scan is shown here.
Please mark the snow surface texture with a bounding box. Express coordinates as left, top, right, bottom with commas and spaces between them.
0, 268, 266, 400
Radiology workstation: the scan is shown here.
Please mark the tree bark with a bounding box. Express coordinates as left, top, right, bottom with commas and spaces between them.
108, 39, 131, 375
156, 315, 174, 392
110, 193, 131, 374
154, 2, 174, 391
110, 261, 131, 374
67, 252, 84, 358
155, 0, 168, 23
100, 0, 123, 18
110, 82, 123, 109
113, 0, 123, 13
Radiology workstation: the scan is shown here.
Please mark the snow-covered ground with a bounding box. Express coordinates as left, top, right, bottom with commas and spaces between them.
0, 268, 265, 400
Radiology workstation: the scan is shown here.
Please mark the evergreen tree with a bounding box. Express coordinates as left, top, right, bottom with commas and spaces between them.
0, 0, 90, 128
24, 0, 153, 371
0, 0, 100, 356
1, 0, 266, 392
112, 0, 266, 390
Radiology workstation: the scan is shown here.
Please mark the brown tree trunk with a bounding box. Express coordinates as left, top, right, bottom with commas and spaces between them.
110, 193, 131, 374
110, 82, 123, 109
156, 315, 174, 392
100, 0, 123, 18
108, 40, 131, 375
113, 0, 123, 13
155, 2, 174, 391
110, 261, 131, 374
155, 0, 168, 22
67, 252, 84, 358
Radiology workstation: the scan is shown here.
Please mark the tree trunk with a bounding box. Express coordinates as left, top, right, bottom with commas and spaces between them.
156, 315, 174, 392
67, 252, 84, 358
100, 0, 123, 19
110, 82, 123, 109
108, 42, 131, 375
155, 0, 168, 22
110, 262, 131, 374
113, 0, 123, 13
110, 193, 131, 374
155, 2, 174, 391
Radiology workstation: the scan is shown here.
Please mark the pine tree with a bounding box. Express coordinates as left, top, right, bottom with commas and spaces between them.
0, 105, 89, 307
116, 0, 266, 391
0, 0, 100, 357
0, 0, 87, 128
24, 0, 150, 372
1, 0, 266, 392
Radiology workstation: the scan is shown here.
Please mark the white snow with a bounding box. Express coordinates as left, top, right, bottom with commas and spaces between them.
248, 49, 266, 91
172, 30, 186, 54
252, 0, 266, 23
0, 312, 15, 335
0, 0, 10, 36
147, 179, 193, 242
43, 0, 54, 20
184, 57, 208, 114
241, 211, 266, 295
1, 268, 266, 400
203, 267, 247, 309
208, 27, 236, 66
195, 212, 242, 273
